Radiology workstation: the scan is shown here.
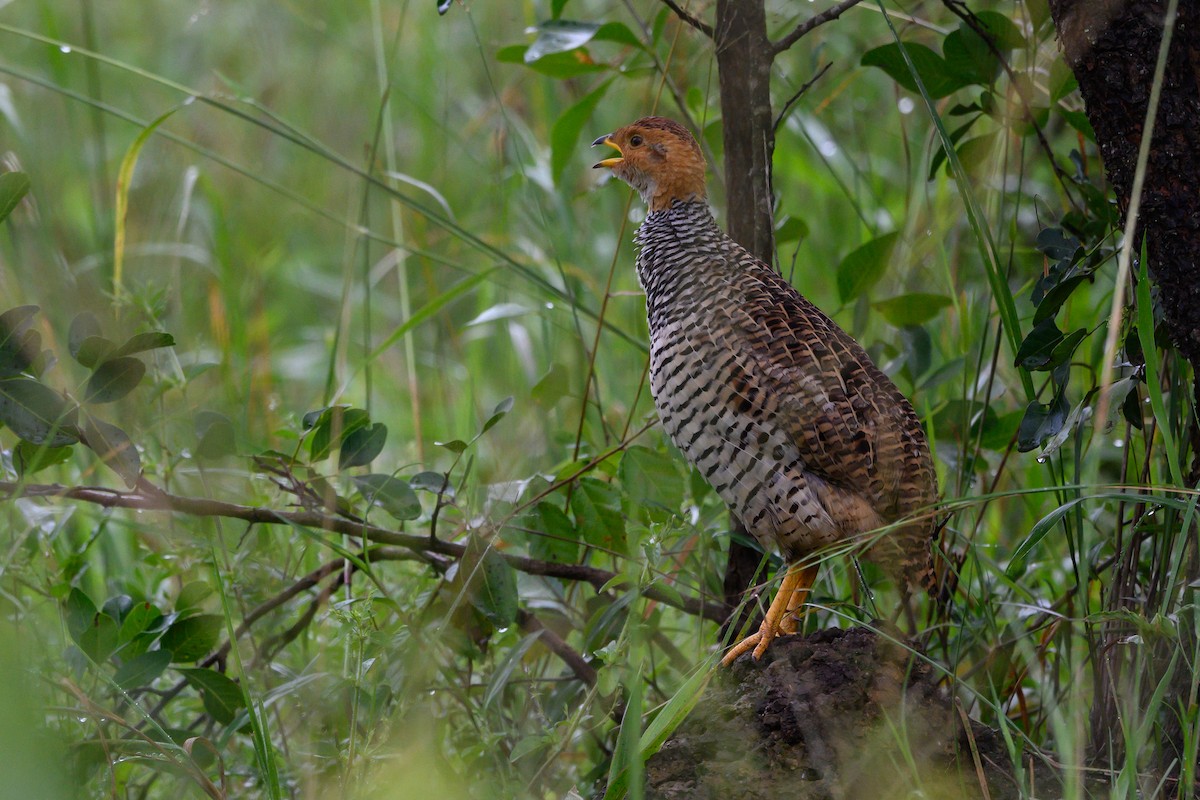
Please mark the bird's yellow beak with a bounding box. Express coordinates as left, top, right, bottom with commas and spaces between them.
592, 134, 623, 169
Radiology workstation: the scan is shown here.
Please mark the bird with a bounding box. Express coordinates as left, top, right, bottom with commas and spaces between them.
591, 116, 938, 666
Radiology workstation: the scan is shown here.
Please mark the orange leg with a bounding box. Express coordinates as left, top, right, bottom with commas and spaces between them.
721, 562, 819, 666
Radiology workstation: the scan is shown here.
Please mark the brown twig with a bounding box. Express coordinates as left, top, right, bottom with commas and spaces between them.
0, 479, 725, 623
771, 0, 863, 55
773, 62, 833, 134
656, 0, 713, 38
517, 609, 598, 687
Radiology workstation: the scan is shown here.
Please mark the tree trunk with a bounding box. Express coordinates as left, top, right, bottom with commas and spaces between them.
714, 0, 777, 262
1047, 0, 1200, 384
1047, 0, 1200, 782
712, 0, 780, 631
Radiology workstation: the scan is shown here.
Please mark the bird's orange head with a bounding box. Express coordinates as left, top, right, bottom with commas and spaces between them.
592, 116, 707, 212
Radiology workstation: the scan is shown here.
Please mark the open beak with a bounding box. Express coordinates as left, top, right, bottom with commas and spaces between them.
592, 134, 624, 169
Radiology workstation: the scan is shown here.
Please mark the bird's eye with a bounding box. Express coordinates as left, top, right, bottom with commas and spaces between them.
629, 135, 644, 147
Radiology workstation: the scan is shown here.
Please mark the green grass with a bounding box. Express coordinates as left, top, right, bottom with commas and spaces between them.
0, 0, 1196, 797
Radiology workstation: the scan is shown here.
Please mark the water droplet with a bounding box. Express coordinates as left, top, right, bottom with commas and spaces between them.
897, 97, 915, 115
1113, 439, 1124, 448
59, 45, 72, 54
1036, 455, 1047, 463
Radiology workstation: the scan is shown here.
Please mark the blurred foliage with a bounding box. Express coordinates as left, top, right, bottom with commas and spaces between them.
0, 0, 1196, 798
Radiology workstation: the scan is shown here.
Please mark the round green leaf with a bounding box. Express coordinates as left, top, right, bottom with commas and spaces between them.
0, 377, 79, 446
836, 232, 900, 303
355, 474, 422, 520
873, 293, 954, 327
339, 422, 387, 469
80, 415, 141, 487
178, 667, 246, 724
114, 650, 172, 689
83, 357, 145, 403
160, 614, 223, 663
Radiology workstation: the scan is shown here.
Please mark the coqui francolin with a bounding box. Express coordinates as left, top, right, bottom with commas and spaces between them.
591, 116, 938, 665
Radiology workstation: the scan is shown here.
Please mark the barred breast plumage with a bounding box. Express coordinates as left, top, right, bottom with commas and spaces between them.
592, 115, 937, 663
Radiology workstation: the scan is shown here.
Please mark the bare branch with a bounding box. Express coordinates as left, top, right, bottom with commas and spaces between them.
773, 62, 833, 134
517, 610, 598, 687
657, 0, 713, 38
771, 0, 863, 56
1, 480, 726, 623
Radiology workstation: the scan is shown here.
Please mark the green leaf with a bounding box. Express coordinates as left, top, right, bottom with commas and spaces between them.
481, 396, 514, 434
1016, 391, 1069, 453
114, 106, 183, 305
410, 471, 452, 494
160, 614, 223, 663
112, 331, 175, 357
179, 667, 246, 724
1033, 274, 1088, 324
927, 113, 981, 180
83, 357, 146, 403
955, 132, 1000, 174
339, 422, 387, 469
523, 502, 580, 564
619, 445, 683, 520
971, 11, 1026, 50
861, 42, 959, 98
1014, 318, 1063, 371
483, 631, 543, 710
64, 588, 99, 642
73, 336, 117, 369
873, 293, 953, 327
1049, 57, 1077, 103
80, 415, 141, 487
570, 477, 625, 550
941, 28, 998, 87
594, 21, 643, 48
195, 410, 237, 459
1060, 109, 1095, 141
435, 438, 469, 454
531, 362, 571, 406
1048, 327, 1087, 367
836, 232, 900, 302
775, 216, 809, 245
68, 312, 102, 362
14, 440, 72, 476
118, 601, 163, 644
114, 650, 172, 689
496, 45, 608, 79
551, 79, 614, 183
461, 535, 519, 628
355, 474, 422, 520
0, 305, 40, 377
0, 171, 31, 223
525, 20, 600, 62
0, 377, 79, 446
177, 581, 214, 611
308, 406, 369, 461
77, 610, 120, 664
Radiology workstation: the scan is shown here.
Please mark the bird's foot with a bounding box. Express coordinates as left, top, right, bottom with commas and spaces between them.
721, 562, 818, 667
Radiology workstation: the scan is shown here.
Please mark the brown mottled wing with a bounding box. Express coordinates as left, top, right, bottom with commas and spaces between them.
725, 259, 936, 535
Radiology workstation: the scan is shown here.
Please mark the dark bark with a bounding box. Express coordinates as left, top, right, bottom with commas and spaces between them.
713, 0, 779, 628
715, 0, 777, 263
1047, 0, 1200, 376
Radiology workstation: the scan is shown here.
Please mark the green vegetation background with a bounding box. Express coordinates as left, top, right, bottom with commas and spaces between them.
0, 0, 1194, 798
